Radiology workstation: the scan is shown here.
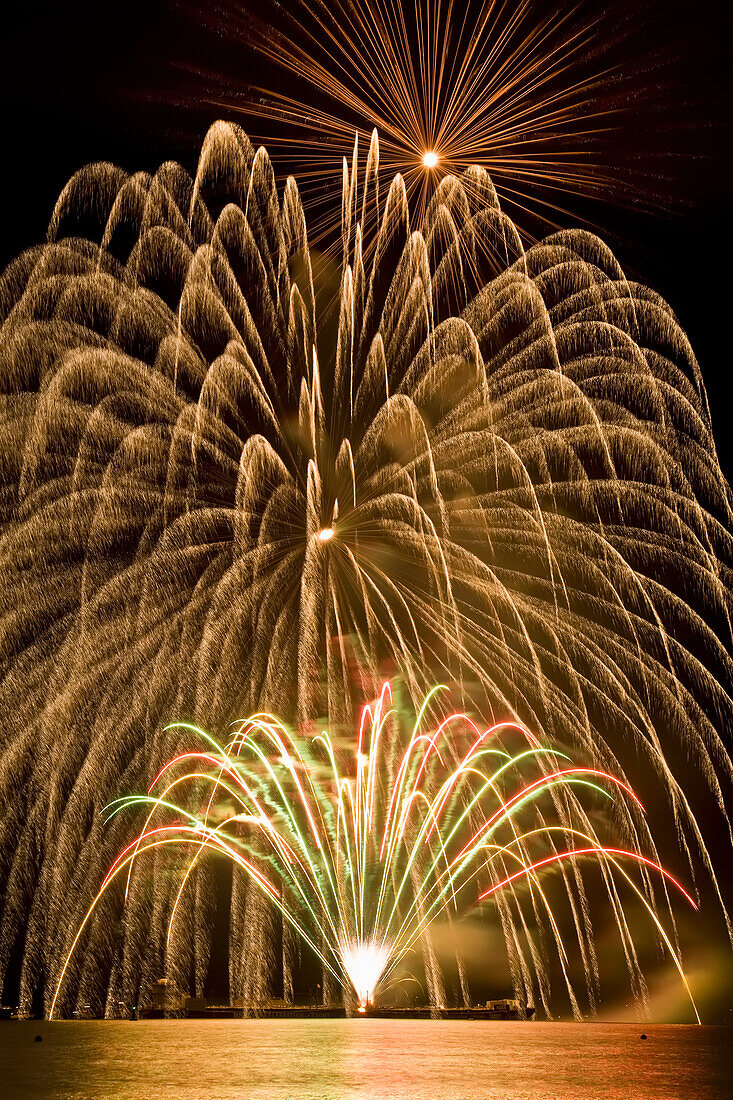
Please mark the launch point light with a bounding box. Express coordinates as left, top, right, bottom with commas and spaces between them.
318, 528, 335, 541
422, 151, 439, 169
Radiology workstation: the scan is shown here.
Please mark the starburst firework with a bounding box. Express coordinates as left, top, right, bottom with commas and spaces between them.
194, 0, 625, 238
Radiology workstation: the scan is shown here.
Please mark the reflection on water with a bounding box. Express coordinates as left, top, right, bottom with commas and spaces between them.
2, 1020, 731, 1099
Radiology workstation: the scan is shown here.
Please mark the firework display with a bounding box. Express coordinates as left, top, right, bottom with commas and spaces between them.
50, 683, 698, 1019
0, 119, 731, 1016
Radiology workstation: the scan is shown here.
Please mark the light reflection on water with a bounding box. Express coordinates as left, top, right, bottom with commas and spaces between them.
2, 1020, 730, 1099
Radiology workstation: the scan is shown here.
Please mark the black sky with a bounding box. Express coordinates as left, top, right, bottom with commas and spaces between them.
1, 0, 731, 471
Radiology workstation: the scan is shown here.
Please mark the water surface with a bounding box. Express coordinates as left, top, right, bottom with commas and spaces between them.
2, 1019, 730, 1099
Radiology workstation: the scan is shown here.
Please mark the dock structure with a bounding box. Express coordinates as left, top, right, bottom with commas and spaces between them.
138, 1001, 534, 1021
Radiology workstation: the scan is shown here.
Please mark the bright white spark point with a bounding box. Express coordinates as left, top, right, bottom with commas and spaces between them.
340, 940, 390, 1009
318, 528, 335, 541
422, 151, 438, 169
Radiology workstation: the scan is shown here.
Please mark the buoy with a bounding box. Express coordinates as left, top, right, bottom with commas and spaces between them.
34, 1035, 43, 1042
640, 1033, 647, 1040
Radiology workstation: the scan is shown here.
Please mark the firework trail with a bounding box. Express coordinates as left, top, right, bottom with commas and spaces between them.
49, 682, 699, 1019
0, 120, 731, 1015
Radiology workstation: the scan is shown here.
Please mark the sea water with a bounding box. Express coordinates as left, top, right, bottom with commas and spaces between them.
2, 1019, 730, 1099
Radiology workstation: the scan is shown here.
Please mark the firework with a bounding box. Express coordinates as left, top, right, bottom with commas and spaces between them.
0, 121, 731, 1016
50, 682, 698, 1018
193, 0, 627, 240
